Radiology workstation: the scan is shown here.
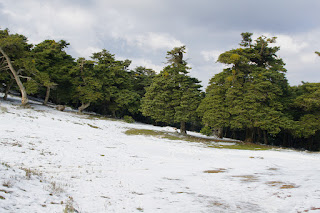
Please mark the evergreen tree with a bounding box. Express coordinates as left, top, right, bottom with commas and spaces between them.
131, 66, 155, 97
141, 46, 202, 134
32, 40, 75, 105
0, 28, 35, 105
198, 33, 290, 143
290, 83, 320, 139
70, 58, 102, 113
91, 49, 139, 117
129, 66, 156, 117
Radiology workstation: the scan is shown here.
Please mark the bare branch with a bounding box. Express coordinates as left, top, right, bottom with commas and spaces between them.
18, 75, 32, 80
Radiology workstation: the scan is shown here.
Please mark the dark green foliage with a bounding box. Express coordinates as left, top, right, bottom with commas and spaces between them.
290, 83, 320, 138
90, 49, 140, 117
198, 33, 290, 142
131, 66, 155, 97
123, 115, 135, 123
32, 39, 75, 104
141, 46, 202, 134
200, 126, 212, 136
0, 28, 36, 104
69, 58, 102, 112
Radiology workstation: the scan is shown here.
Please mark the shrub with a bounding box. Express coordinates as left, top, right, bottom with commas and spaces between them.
200, 126, 212, 136
123, 115, 135, 123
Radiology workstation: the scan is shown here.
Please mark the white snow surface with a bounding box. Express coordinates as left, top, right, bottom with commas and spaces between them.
1, 95, 320, 213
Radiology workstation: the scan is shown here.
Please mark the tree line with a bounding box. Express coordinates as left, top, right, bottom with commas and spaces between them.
1, 29, 319, 151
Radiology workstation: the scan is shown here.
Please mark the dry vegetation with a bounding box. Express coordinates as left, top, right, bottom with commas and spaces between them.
203, 168, 227, 173
125, 128, 273, 151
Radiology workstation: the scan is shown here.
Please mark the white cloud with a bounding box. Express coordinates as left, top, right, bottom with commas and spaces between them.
127, 58, 164, 72
1, 0, 320, 87
265, 34, 308, 54
122, 32, 184, 51
300, 53, 318, 63
200, 50, 222, 62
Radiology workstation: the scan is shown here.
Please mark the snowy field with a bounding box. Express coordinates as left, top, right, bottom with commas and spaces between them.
0, 95, 320, 213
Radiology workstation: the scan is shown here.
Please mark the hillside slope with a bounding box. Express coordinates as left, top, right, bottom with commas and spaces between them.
0, 95, 320, 213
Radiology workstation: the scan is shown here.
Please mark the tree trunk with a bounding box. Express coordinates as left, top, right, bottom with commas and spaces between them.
231, 130, 236, 139
257, 128, 262, 143
263, 130, 268, 145
217, 128, 223, 138
3, 79, 14, 100
112, 110, 116, 118
78, 102, 90, 113
282, 131, 287, 147
43, 86, 51, 105
0, 47, 28, 106
245, 128, 254, 143
180, 121, 187, 135
308, 137, 314, 151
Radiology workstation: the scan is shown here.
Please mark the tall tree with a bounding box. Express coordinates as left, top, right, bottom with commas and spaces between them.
290, 83, 320, 149
0, 28, 35, 106
70, 58, 102, 113
141, 46, 202, 134
131, 66, 156, 97
32, 40, 74, 105
129, 66, 156, 116
90, 49, 139, 117
198, 33, 289, 142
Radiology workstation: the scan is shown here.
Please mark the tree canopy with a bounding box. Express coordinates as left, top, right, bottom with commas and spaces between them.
198, 33, 290, 142
141, 46, 202, 134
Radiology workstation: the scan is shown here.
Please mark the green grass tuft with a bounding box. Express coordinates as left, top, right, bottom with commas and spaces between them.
209, 143, 272, 150
87, 123, 100, 129
125, 128, 273, 151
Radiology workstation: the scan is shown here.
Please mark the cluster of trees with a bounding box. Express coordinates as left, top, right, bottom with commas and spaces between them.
197, 33, 320, 150
1, 28, 319, 150
0, 28, 155, 118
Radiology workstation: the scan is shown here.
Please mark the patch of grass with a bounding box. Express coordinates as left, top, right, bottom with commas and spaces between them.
0, 195, 5, 200
311, 207, 320, 210
125, 129, 167, 136
211, 143, 271, 150
131, 191, 144, 195
2, 180, 13, 188
86, 114, 118, 121
1, 162, 10, 168
211, 201, 229, 208
267, 167, 279, 171
280, 184, 299, 189
249, 156, 264, 159
0, 189, 10, 194
0, 106, 8, 113
20, 167, 42, 179
46, 181, 64, 194
232, 175, 259, 182
87, 123, 100, 129
125, 128, 272, 151
123, 115, 135, 123
265, 181, 284, 186
204, 168, 227, 173
63, 196, 76, 213
125, 128, 232, 142
136, 207, 144, 212
266, 181, 298, 189
126, 128, 184, 141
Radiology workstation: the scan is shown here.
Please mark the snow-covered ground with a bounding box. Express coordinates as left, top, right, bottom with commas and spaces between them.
1, 95, 320, 213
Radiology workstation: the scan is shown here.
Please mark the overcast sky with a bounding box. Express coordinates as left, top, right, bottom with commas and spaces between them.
1, 0, 320, 88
